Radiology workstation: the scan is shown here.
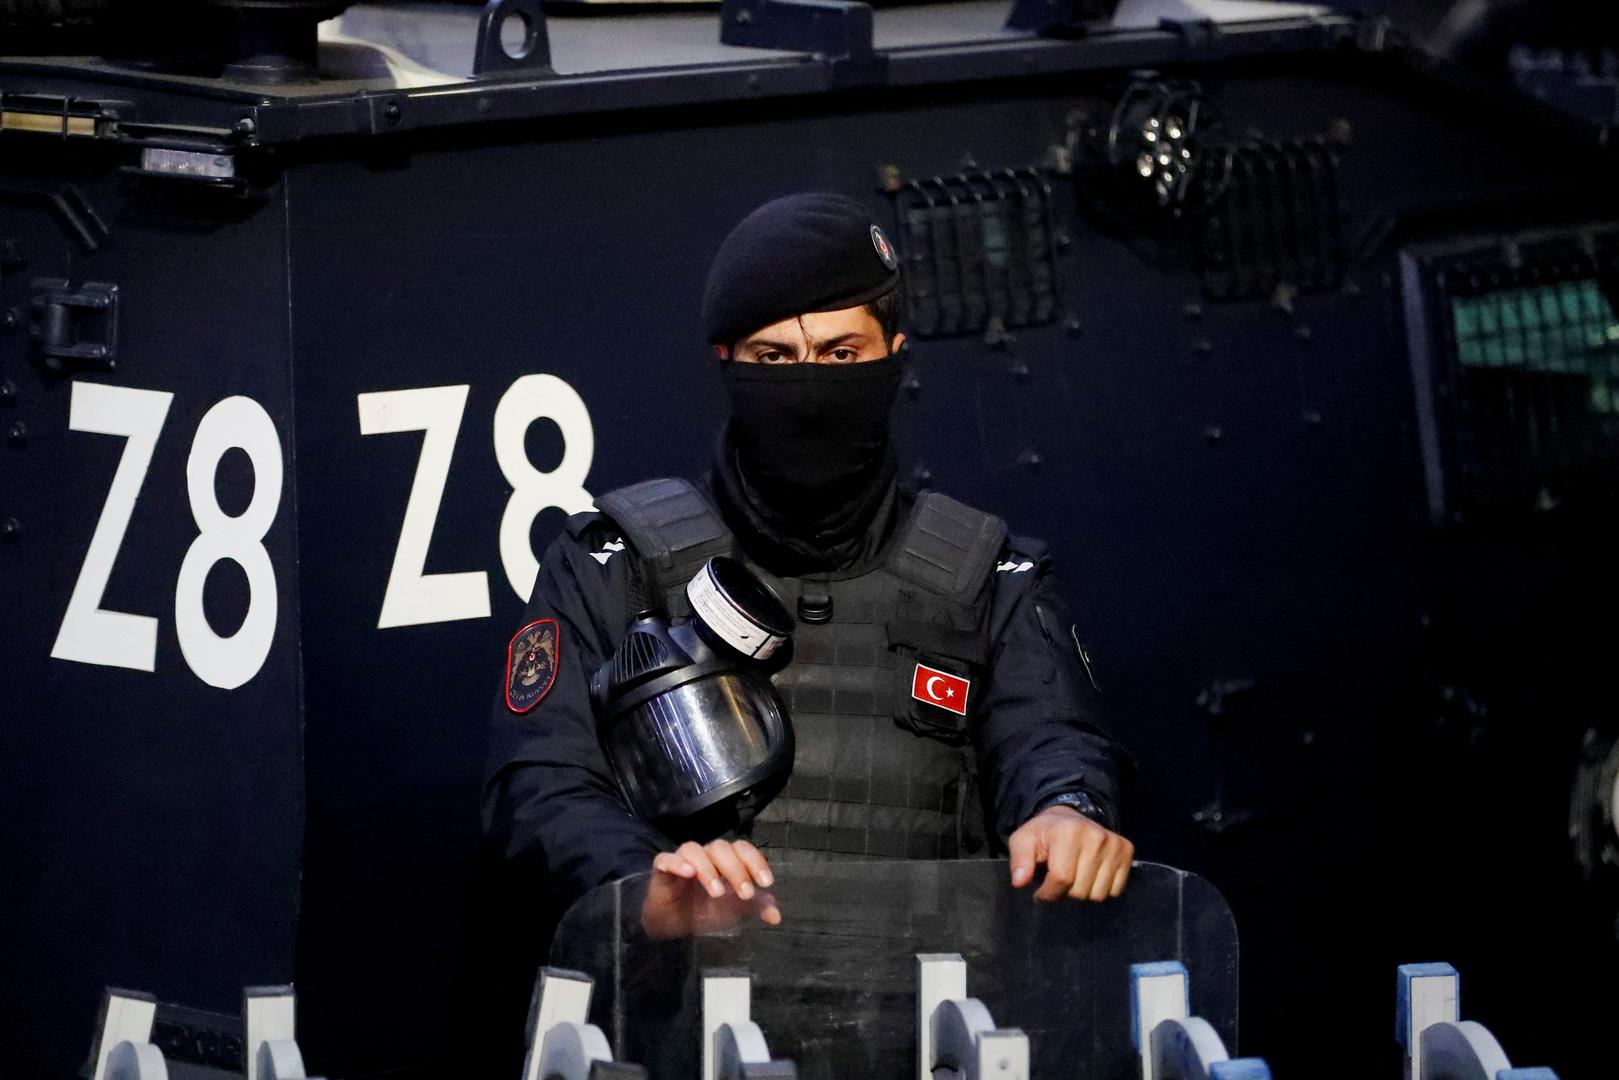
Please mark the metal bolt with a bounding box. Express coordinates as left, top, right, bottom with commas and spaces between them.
902, 374, 922, 399
235, 117, 256, 136
1293, 324, 1313, 342
1302, 410, 1322, 426
1018, 449, 1043, 471
1054, 230, 1072, 251
1192, 338, 1212, 355
2, 308, 16, 330
0, 517, 18, 542
7, 421, 25, 446
1065, 317, 1082, 338
1012, 362, 1030, 382
383, 102, 402, 125
0, 381, 13, 405
1204, 425, 1223, 442
1183, 301, 1203, 320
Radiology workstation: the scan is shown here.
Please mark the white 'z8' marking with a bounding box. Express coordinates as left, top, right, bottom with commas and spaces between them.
360, 376, 597, 626
50, 382, 174, 672
357, 385, 491, 629
52, 383, 286, 689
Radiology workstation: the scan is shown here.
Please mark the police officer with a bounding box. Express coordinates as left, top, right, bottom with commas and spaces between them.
483, 192, 1135, 935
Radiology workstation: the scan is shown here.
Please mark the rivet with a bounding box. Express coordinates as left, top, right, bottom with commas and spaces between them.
1183, 301, 1203, 320
1192, 338, 1212, 355
1204, 425, 1223, 442
1065, 317, 1082, 338
0, 517, 18, 542
0, 381, 14, 404
7, 421, 25, 446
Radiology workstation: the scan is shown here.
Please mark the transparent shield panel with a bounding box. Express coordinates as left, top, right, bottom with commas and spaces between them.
548, 859, 1237, 1080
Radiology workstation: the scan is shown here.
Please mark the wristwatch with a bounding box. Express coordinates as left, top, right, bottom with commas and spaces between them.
1038, 790, 1109, 827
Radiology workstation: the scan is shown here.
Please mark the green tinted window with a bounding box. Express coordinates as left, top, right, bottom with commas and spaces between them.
1450, 278, 1619, 413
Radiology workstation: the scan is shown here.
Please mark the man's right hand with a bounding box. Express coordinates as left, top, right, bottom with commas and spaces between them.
640, 839, 781, 940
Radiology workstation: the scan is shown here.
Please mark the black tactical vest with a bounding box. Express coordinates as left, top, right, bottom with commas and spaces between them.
596, 478, 1008, 863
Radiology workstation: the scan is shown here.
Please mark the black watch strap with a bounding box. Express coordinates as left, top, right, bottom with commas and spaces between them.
1039, 791, 1109, 827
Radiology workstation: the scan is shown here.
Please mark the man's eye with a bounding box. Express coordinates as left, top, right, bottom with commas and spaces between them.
828, 348, 857, 362
757, 351, 788, 364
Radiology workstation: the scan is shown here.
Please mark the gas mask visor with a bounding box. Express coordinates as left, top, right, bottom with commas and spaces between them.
591, 557, 796, 822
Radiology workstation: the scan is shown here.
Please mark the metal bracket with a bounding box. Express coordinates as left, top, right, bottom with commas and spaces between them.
474, 0, 554, 77
719, 0, 885, 83
1004, 0, 1119, 36
29, 279, 117, 372
1158, 16, 1222, 49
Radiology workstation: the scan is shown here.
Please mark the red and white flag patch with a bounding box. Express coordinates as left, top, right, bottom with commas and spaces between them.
912, 662, 970, 717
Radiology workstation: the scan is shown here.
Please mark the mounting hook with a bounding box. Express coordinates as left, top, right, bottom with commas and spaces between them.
475, 0, 553, 76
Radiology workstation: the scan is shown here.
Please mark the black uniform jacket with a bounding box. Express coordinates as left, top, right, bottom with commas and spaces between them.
481, 482, 1134, 916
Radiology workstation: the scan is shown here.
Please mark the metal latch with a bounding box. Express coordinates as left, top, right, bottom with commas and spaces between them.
29, 279, 118, 371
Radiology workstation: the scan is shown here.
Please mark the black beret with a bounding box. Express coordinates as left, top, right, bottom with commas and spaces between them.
702, 192, 901, 346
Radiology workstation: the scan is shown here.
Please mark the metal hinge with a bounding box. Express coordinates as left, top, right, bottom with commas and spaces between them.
29, 279, 118, 372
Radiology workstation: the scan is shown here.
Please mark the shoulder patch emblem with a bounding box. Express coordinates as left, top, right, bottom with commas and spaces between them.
506, 619, 559, 714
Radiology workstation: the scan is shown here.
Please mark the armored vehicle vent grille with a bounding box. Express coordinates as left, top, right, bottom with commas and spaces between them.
1198, 136, 1343, 302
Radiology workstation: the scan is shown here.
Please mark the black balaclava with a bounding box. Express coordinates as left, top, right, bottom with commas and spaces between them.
701, 192, 908, 573
714, 352, 904, 572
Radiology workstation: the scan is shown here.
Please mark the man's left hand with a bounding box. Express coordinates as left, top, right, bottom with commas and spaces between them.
1007, 805, 1134, 902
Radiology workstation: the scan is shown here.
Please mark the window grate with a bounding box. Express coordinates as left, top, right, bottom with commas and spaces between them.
890, 169, 1059, 339
1404, 225, 1619, 523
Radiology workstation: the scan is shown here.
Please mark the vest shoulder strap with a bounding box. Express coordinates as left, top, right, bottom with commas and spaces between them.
887, 491, 1009, 607
595, 477, 735, 613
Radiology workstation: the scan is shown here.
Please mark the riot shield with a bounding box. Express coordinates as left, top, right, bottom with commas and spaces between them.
548, 859, 1236, 1079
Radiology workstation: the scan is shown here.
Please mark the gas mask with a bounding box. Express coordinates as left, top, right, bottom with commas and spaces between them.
591, 557, 796, 823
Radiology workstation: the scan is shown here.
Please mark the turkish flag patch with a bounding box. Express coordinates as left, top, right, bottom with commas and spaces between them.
912, 662, 970, 717
506, 619, 559, 714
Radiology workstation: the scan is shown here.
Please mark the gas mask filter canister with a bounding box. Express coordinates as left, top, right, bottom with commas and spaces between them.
591, 557, 796, 822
